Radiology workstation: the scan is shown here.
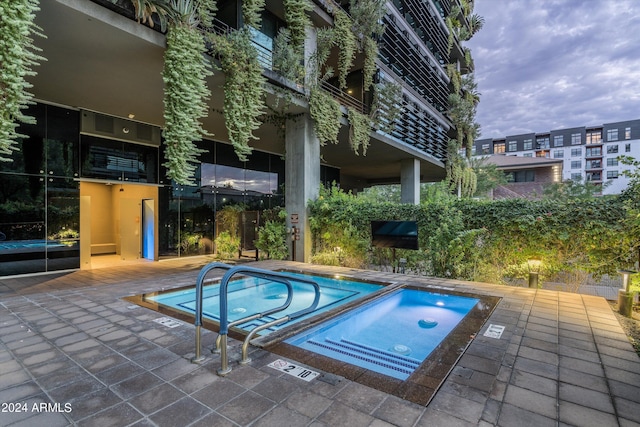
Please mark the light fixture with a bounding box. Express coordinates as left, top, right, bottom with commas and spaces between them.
128, 113, 135, 119
527, 257, 542, 288
119, 184, 124, 192
618, 269, 637, 317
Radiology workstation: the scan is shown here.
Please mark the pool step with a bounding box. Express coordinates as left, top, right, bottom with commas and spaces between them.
307, 337, 421, 376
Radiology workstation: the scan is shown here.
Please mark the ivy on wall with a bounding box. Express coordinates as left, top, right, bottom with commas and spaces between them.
332, 9, 357, 91
0, 0, 45, 161
209, 29, 266, 161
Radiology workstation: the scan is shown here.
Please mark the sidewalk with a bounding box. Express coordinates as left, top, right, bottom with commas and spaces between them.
1, 258, 639, 426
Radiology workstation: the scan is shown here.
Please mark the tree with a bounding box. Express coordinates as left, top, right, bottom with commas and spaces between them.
470, 157, 507, 198
542, 178, 610, 200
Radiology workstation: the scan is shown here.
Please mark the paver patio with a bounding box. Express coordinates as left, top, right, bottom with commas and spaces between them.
1, 258, 639, 426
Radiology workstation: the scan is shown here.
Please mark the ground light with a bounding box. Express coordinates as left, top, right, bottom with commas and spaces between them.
618, 269, 636, 317
527, 257, 542, 288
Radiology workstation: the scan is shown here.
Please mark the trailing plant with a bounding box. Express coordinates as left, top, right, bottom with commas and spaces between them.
362, 36, 378, 91
283, 0, 312, 51
242, 0, 265, 29
0, 0, 45, 162
160, 0, 216, 184
114, 0, 170, 31
347, 107, 371, 155
309, 87, 341, 145
371, 80, 403, 134
332, 9, 357, 90
272, 28, 303, 84
209, 29, 266, 161
162, 22, 211, 184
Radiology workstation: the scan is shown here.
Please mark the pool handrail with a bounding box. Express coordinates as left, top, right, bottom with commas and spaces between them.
191, 263, 321, 376
193, 262, 294, 362
240, 280, 321, 365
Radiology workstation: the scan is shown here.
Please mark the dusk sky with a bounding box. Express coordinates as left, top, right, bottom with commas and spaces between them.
466, 0, 640, 139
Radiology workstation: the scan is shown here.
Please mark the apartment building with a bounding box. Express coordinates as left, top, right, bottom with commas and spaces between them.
473, 119, 640, 195
0, 0, 473, 276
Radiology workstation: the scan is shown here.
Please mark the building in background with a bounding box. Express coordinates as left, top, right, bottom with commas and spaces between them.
480, 155, 562, 199
473, 119, 640, 195
0, 0, 474, 276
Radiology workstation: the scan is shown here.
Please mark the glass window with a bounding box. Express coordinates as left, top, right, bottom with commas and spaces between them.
607, 158, 618, 167
523, 153, 533, 157
508, 141, 517, 152
536, 151, 550, 158
571, 161, 581, 169
607, 145, 618, 154
481, 144, 490, 154
553, 135, 563, 147
536, 137, 550, 149
523, 139, 533, 150
607, 129, 619, 141
80, 135, 158, 183
553, 150, 564, 158
625, 127, 631, 140
607, 170, 618, 179
586, 131, 602, 144
471, 146, 476, 155
586, 160, 601, 169
586, 172, 601, 181
571, 173, 582, 181
571, 133, 581, 145
625, 144, 631, 152
585, 147, 601, 157
494, 142, 506, 153
571, 148, 581, 157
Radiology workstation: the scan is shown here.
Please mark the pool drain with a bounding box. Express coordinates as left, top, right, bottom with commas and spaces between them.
418, 318, 438, 328
231, 307, 247, 314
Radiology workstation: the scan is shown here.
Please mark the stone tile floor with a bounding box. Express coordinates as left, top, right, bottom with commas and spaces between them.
1, 258, 639, 426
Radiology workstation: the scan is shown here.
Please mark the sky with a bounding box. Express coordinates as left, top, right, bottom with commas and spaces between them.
465, 0, 640, 139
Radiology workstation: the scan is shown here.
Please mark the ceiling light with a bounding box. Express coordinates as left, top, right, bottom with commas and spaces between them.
128, 113, 135, 119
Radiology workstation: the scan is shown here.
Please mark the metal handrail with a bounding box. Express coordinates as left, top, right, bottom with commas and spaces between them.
240, 279, 320, 365
191, 263, 321, 376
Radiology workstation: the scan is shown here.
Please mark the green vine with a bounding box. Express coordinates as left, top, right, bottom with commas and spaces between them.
362, 36, 378, 91
371, 80, 403, 134
309, 87, 341, 145
333, 9, 357, 90
283, 0, 312, 51
347, 106, 371, 155
242, 0, 265, 29
209, 29, 266, 161
0, 0, 45, 161
273, 28, 303, 84
162, 21, 211, 184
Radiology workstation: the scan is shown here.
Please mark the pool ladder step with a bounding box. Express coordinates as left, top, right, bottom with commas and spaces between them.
307, 337, 421, 376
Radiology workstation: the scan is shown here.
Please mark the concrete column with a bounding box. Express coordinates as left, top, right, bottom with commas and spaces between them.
400, 158, 420, 204
285, 114, 320, 262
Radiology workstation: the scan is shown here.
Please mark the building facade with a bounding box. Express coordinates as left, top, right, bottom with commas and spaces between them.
473, 119, 640, 195
0, 0, 473, 276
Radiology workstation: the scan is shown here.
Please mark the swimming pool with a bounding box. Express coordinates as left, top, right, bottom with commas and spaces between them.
135, 272, 384, 334
285, 289, 479, 380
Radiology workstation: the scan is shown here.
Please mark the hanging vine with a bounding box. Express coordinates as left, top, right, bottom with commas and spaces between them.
347, 107, 371, 155
162, 24, 211, 184
332, 9, 357, 90
371, 80, 403, 134
283, 0, 312, 51
0, 0, 45, 161
242, 0, 265, 29
160, 1, 215, 184
209, 29, 266, 161
362, 36, 378, 91
309, 87, 341, 145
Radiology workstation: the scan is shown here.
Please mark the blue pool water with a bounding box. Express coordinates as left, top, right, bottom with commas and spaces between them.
285, 289, 479, 380
148, 273, 382, 333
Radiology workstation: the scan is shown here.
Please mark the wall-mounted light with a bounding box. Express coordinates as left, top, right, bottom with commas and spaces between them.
122, 127, 130, 134
128, 113, 135, 119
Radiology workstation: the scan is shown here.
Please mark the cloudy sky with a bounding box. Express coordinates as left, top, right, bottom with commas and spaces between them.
465, 0, 640, 139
